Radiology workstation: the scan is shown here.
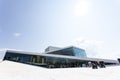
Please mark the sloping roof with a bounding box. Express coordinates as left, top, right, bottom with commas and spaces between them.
6, 49, 118, 63
0, 61, 120, 80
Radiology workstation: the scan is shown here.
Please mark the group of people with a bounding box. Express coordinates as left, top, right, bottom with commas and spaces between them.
47, 61, 106, 68
88, 61, 106, 69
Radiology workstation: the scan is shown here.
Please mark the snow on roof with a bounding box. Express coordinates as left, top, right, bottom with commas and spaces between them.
0, 60, 120, 80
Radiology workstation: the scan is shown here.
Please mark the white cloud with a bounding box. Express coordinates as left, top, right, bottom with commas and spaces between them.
72, 37, 120, 59
71, 37, 104, 58
13, 33, 22, 37
73, 37, 85, 44
74, 0, 92, 16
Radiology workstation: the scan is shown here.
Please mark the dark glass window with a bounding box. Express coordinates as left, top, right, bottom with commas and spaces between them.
3, 51, 88, 68
4, 52, 31, 63
73, 47, 87, 57
4, 52, 46, 67
47, 47, 74, 56
47, 47, 87, 58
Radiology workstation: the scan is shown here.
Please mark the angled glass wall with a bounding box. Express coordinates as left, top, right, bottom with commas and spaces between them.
4, 52, 46, 67
46, 47, 87, 58
46, 47, 74, 56
73, 47, 87, 58
4, 51, 89, 68
3, 51, 115, 68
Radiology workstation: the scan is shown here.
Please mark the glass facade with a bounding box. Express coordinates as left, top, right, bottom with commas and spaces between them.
2, 46, 117, 68
4, 51, 89, 68
47, 47, 74, 56
4, 52, 47, 67
3, 50, 115, 68
73, 47, 87, 57
46, 56, 88, 68
47, 47, 87, 58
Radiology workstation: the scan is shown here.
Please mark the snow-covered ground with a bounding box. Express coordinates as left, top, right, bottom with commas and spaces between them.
0, 61, 120, 80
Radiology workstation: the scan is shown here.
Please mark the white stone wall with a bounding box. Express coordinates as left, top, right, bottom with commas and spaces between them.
0, 50, 6, 61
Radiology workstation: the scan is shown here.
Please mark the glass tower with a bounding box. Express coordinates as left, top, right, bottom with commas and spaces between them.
46, 46, 87, 58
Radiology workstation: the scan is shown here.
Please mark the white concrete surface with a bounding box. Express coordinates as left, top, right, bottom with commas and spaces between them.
0, 61, 120, 80
0, 50, 6, 61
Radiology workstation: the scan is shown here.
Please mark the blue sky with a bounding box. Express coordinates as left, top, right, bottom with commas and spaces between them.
0, 0, 120, 59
